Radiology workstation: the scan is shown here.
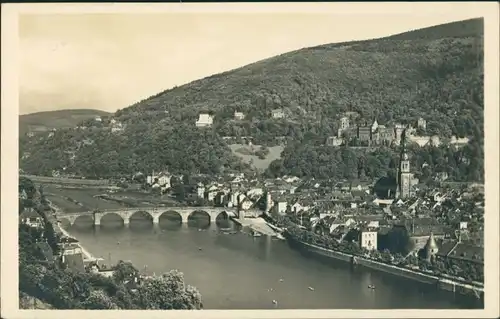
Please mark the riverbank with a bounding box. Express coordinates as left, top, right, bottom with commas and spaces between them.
55, 222, 104, 263
285, 232, 484, 299
231, 216, 281, 237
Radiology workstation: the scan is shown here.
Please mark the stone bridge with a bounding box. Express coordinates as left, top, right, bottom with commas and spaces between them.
56, 206, 257, 226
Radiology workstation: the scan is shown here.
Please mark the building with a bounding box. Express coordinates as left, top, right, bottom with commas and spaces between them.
197, 182, 205, 198
371, 119, 379, 133
234, 111, 245, 120
157, 173, 171, 188
359, 227, 378, 251
394, 124, 405, 144
326, 136, 343, 147
195, 113, 214, 127
271, 109, 285, 119
423, 233, 439, 261
20, 209, 44, 228
95, 116, 102, 122
417, 117, 427, 130
340, 116, 350, 130
357, 123, 372, 144
395, 129, 416, 199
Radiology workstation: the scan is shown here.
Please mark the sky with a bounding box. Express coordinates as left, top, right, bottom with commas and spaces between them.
18, 4, 485, 115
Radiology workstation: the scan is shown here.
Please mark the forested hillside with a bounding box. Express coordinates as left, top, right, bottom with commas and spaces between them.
19, 109, 110, 135
20, 18, 484, 181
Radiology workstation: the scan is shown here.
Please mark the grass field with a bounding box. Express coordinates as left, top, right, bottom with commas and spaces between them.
229, 144, 283, 172
44, 185, 182, 213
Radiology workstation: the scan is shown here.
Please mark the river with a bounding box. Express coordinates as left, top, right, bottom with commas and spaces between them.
64, 216, 483, 310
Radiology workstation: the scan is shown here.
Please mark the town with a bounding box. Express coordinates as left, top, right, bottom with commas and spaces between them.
20, 111, 485, 300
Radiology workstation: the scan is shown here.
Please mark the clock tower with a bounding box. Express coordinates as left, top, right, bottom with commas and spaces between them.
395, 127, 413, 199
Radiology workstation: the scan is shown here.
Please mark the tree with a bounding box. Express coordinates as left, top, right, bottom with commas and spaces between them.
80, 290, 119, 309
137, 270, 203, 310
112, 260, 139, 284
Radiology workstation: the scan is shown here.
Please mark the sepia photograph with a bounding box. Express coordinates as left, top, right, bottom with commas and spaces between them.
1, 2, 499, 318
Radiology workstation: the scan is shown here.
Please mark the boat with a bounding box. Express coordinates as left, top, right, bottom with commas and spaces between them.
308, 286, 315, 291
368, 284, 376, 290
253, 232, 262, 237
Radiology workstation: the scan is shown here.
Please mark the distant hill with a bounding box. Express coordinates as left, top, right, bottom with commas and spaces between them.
19, 109, 110, 135
20, 18, 484, 181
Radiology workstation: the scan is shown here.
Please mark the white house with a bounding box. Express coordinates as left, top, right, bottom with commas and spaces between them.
196, 113, 214, 127
234, 111, 245, 120
157, 173, 171, 188
272, 198, 288, 215
95, 116, 102, 122
359, 228, 378, 251
240, 198, 254, 210
271, 109, 285, 119
20, 209, 44, 228
197, 183, 205, 198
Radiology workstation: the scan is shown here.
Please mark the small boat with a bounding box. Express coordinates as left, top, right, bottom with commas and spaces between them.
198, 247, 203, 251
368, 284, 376, 290
253, 232, 262, 237
272, 299, 278, 305
279, 278, 284, 282
308, 287, 315, 291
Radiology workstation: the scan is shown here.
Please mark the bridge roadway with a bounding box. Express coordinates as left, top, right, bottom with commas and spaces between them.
56, 206, 260, 226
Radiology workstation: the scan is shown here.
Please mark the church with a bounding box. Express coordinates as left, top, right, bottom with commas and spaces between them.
395, 127, 418, 199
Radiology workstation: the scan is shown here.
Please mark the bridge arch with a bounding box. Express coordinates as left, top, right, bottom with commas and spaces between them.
99, 212, 125, 226
215, 211, 232, 221
129, 210, 154, 224
188, 210, 211, 224
73, 214, 94, 226
158, 210, 183, 224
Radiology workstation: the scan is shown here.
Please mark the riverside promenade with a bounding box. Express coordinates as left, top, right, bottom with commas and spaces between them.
231, 217, 279, 237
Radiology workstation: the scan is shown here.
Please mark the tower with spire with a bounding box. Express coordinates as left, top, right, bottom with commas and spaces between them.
395, 127, 413, 199
424, 232, 439, 261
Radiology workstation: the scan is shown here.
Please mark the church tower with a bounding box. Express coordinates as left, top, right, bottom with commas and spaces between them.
396, 127, 412, 199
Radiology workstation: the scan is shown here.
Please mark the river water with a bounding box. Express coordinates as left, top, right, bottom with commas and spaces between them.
65, 216, 483, 310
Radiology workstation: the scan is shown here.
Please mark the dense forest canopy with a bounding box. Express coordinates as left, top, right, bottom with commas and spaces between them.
20, 18, 484, 181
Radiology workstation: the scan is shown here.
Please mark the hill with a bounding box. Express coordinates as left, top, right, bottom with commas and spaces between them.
19, 109, 110, 135
20, 18, 484, 181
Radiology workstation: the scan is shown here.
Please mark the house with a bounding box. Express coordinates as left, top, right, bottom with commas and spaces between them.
329, 216, 356, 233
195, 113, 214, 127
359, 227, 378, 251
234, 111, 245, 120
111, 121, 124, 133
271, 109, 285, 119
157, 172, 171, 188
450, 136, 469, 148
197, 183, 205, 198
240, 197, 254, 211
272, 197, 288, 215
340, 116, 350, 130
326, 136, 343, 147
27, 132, 35, 137
95, 116, 102, 122
417, 117, 427, 130
20, 209, 44, 228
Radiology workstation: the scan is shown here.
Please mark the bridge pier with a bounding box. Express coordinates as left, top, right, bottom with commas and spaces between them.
93, 213, 101, 226
181, 214, 189, 224
123, 217, 130, 225
153, 215, 160, 224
